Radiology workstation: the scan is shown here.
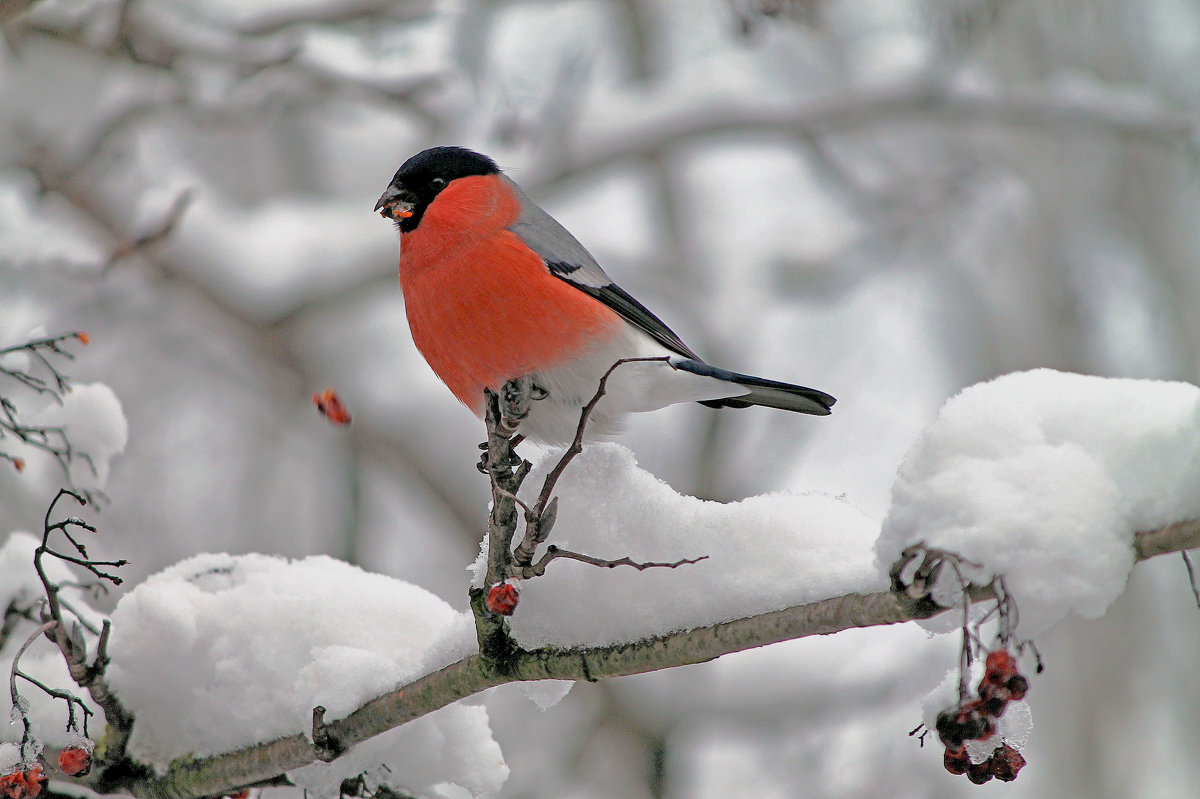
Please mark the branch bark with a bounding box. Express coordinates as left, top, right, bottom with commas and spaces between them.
105, 518, 1200, 799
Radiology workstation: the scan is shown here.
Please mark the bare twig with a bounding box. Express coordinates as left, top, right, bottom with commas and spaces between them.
15, 669, 95, 737
512, 357, 670, 567
514, 545, 708, 578
31, 490, 134, 764
0, 332, 84, 397
0, 332, 108, 504
1181, 550, 1200, 610
9, 621, 56, 760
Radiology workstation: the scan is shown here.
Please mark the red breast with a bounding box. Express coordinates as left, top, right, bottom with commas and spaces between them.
399, 174, 622, 412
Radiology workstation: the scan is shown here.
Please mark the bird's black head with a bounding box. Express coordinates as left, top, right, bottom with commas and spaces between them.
375, 146, 500, 233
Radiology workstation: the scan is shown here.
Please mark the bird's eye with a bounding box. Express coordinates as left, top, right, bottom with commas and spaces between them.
430, 177, 447, 191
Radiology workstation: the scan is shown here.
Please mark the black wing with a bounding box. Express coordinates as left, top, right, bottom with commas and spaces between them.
545, 262, 700, 360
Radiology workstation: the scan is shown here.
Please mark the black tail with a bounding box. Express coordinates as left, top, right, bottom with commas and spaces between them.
674, 358, 835, 416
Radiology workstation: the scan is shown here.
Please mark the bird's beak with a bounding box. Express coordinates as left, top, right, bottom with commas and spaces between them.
375, 185, 415, 220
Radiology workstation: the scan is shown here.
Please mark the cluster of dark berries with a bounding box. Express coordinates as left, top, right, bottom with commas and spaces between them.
943, 743, 1027, 784
935, 649, 1029, 784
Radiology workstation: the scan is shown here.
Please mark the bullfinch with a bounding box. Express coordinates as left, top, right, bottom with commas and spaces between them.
376, 146, 835, 444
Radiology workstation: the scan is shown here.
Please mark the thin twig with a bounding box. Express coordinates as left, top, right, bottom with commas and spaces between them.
9, 621, 57, 758
1181, 550, 1200, 609
16, 669, 95, 736
0, 333, 107, 503
513, 357, 669, 567
31, 489, 134, 763
518, 545, 708, 577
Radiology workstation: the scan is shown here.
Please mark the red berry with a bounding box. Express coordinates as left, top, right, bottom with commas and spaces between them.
978, 681, 1013, 717
24, 767, 45, 799
956, 701, 993, 741
57, 747, 91, 777
313, 389, 351, 426
991, 744, 1027, 782
0, 774, 23, 799
966, 759, 994, 784
2, 767, 47, 799
1006, 673, 1029, 701
943, 746, 970, 775
984, 650, 1017, 685
485, 582, 519, 616
935, 709, 964, 747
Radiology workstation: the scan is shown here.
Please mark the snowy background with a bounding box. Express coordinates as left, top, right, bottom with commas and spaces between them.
3, 0, 1200, 797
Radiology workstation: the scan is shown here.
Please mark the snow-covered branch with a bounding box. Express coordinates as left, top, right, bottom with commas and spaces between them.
539, 80, 1199, 188
5, 358, 1200, 799
104, 517, 1200, 799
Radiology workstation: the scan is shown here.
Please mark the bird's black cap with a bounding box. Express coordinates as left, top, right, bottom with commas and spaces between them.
393, 146, 499, 184
377, 146, 501, 232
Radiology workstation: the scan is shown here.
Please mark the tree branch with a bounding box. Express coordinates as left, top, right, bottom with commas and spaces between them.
106, 518, 1200, 799
541, 81, 1199, 188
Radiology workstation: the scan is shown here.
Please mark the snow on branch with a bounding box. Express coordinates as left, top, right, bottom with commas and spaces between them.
538, 79, 1199, 189
6, 368, 1200, 799
99, 517, 1200, 799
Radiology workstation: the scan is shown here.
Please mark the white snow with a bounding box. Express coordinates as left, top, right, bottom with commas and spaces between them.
1, 531, 55, 610
165, 193, 396, 321
472, 443, 884, 649
0, 531, 105, 634
2, 541, 504, 798
516, 681, 574, 711
106, 553, 499, 797
28, 382, 128, 488
877, 368, 1200, 637
288, 705, 508, 799
8, 366, 1196, 796
0, 170, 108, 273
